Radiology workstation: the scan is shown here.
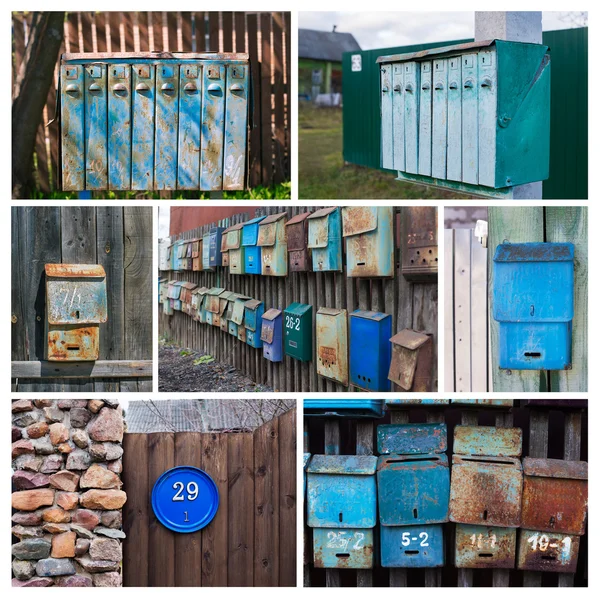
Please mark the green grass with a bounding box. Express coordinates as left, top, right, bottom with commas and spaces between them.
299, 104, 463, 200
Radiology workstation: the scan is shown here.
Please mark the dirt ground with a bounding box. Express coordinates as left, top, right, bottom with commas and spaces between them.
159, 344, 273, 393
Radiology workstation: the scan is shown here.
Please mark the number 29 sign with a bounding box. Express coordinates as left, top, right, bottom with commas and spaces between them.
151, 466, 219, 533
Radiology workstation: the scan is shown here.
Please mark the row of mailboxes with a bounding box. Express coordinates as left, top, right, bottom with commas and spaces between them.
377, 40, 551, 196
162, 207, 438, 280
60, 53, 249, 191
167, 228, 225, 271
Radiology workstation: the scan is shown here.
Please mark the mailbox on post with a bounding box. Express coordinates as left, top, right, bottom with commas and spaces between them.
493, 242, 574, 371
341, 207, 394, 278
349, 310, 392, 392
244, 299, 264, 348
286, 211, 312, 272
257, 212, 288, 276
307, 207, 342, 272
377, 40, 550, 198
316, 308, 348, 386
45, 264, 108, 362
401, 207, 438, 281
284, 302, 312, 361
388, 329, 434, 392
261, 308, 283, 362
242, 216, 266, 274
60, 52, 249, 192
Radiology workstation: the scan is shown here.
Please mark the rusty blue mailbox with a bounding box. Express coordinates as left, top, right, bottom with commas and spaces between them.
380, 525, 444, 568
261, 308, 283, 362
449, 426, 523, 528
242, 216, 266, 275
303, 400, 386, 418
341, 207, 395, 278
60, 52, 249, 191
313, 528, 375, 570
493, 242, 574, 371
208, 227, 224, 267
257, 212, 288, 276
244, 299, 264, 348
517, 529, 580, 573
349, 310, 392, 392
307, 207, 342, 272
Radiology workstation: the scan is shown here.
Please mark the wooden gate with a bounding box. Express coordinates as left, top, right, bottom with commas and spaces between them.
122, 408, 296, 587
11, 206, 153, 391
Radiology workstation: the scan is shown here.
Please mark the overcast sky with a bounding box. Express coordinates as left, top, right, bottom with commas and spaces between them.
298, 11, 587, 50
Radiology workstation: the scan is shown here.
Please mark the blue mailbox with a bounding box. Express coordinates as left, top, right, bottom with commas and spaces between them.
208, 227, 224, 267
303, 400, 386, 419
380, 524, 445, 568
349, 310, 392, 392
312, 528, 375, 570
307, 207, 342, 272
386, 400, 449, 406
244, 299, 264, 348
261, 308, 283, 362
493, 242, 574, 371
242, 216, 266, 274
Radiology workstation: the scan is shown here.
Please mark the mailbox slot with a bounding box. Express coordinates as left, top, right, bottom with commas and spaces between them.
388, 329, 434, 392
313, 528, 374, 570
307, 207, 342, 272
286, 211, 312, 272
381, 524, 444, 568
284, 302, 312, 361
454, 524, 516, 569
257, 212, 288, 276
517, 529, 580, 573
316, 308, 348, 385
261, 308, 283, 362
401, 207, 438, 281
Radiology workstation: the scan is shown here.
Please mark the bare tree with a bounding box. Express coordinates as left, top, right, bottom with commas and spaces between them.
558, 12, 588, 28
12, 12, 64, 198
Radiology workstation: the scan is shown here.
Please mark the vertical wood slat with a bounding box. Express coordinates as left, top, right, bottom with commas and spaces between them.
470, 230, 488, 392
272, 13, 286, 183
247, 13, 262, 188
222, 12, 233, 52
260, 12, 273, 186
453, 228, 472, 392
444, 229, 455, 391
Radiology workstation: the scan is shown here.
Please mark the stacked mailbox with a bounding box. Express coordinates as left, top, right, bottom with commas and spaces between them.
377, 424, 449, 567
307, 455, 378, 569
450, 426, 523, 569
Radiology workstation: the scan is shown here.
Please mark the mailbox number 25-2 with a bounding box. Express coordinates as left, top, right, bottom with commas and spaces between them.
285, 315, 301, 331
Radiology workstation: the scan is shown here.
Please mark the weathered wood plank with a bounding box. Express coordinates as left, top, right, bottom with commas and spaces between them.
12, 359, 152, 379
471, 229, 488, 392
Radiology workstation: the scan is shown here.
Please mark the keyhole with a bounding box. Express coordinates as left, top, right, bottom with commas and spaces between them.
139, 69, 142, 75
413, 508, 418, 519
549, 516, 556, 528
75, 310, 80, 319
113, 69, 116, 75
338, 512, 343, 523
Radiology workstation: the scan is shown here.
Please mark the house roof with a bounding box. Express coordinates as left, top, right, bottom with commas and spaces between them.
298, 28, 361, 62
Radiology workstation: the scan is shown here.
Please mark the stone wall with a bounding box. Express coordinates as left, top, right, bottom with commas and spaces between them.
11, 399, 126, 587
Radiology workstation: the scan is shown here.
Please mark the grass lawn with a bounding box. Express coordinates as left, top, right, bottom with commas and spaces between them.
299, 104, 465, 200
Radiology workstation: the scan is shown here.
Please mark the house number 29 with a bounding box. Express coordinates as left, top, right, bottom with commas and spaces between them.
172, 481, 199, 501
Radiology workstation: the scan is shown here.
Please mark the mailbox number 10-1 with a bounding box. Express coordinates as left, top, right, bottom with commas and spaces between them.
285, 316, 301, 331
172, 481, 199, 502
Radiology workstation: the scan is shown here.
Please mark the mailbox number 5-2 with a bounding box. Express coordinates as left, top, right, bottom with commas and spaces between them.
401, 531, 429, 547
285, 315, 301, 331
172, 481, 199, 501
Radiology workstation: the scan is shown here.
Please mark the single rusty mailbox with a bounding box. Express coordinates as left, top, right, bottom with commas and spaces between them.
493, 242, 574, 371
284, 302, 313, 361
312, 527, 374, 570
401, 207, 438, 281
388, 329, 434, 392
342, 207, 395, 278
242, 216, 266, 275
286, 211, 312, 272
316, 308, 348, 386
45, 264, 108, 361
454, 524, 517, 569
449, 426, 523, 528
244, 299, 264, 348
180, 282, 198, 314
349, 310, 392, 392
257, 212, 288, 276
307, 207, 343, 272
261, 308, 283, 362
303, 400, 386, 418
521, 458, 588, 535
219, 230, 230, 267
380, 524, 445, 568
517, 529, 580, 573
173, 240, 186, 271
191, 238, 203, 271
224, 223, 245, 275
60, 52, 249, 192
193, 287, 209, 323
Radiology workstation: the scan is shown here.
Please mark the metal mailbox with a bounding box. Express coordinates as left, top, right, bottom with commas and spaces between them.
316, 308, 348, 386
377, 423, 449, 525
208, 227, 224, 267
313, 527, 374, 569
349, 310, 392, 392
244, 299, 264, 348
193, 287, 209, 323
341, 207, 394, 278
493, 242, 574, 371
284, 302, 312, 361
202, 233, 212, 271
401, 207, 438, 281
191, 238, 203, 271
224, 223, 245, 275
219, 233, 229, 267
257, 212, 288, 276
521, 458, 588, 535
45, 264, 108, 361
159, 278, 168, 304
242, 216, 266, 275
180, 282, 198, 314
386, 399, 449, 406
449, 426, 523, 527
303, 400, 386, 419
307, 207, 342, 272
261, 308, 283, 362
286, 211, 312, 272
306, 455, 378, 528
377, 40, 550, 197
454, 524, 516, 569
388, 329, 434, 392
230, 294, 250, 336
517, 529, 580, 573
60, 52, 249, 192
381, 524, 444, 568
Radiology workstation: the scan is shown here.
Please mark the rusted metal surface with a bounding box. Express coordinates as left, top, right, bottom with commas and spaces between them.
261, 308, 283, 362
286, 211, 312, 272
258, 212, 288, 276
377, 423, 447, 455
521, 458, 588, 535
453, 426, 522, 457
313, 528, 374, 569
316, 307, 348, 386
85, 63, 108, 190
307, 207, 342, 272
388, 329, 433, 392
60, 64, 84, 190
205, 287, 225, 313
454, 524, 516, 569
401, 207, 438, 281
47, 325, 100, 362
386, 399, 449, 406
63, 52, 250, 62
517, 529, 580, 573
449, 455, 523, 527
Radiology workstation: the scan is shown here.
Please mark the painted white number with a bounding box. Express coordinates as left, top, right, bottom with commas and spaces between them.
285, 316, 301, 331
419, 532, 429, 547
469, 533, 497, 549
326, 531, 364, 551
400, 531, 429, 547
172, 481, 200, 502
527, 533, 572, 558
401, 532, 410, 546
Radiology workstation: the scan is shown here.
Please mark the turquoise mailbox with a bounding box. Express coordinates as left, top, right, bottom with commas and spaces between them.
493, 242, 574, 371
257, 212, 288, 276
378, 40, 550, 198
242, 216, 266, 275
307, 207, 342, 272
244, 299, 264, 348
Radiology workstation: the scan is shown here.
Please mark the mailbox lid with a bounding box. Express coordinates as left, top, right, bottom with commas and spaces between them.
286, 211, 311, 251
63, 51, 250, 63
286, 302, 312, 318
307, 454, 377, 475
257, 212, 288, 246
377, 423, 447, 455
341, 207, 378, 237
304, 399, 385, 419
307, 207, 338, 249
241, 216, 266, 246
222, 223, 243, 250
45, 264, 108, 324
313, 528, 374, 569
260, 308, 281, 343
517, 529, 580, 573
454, 524, 517, 569
454, 425, 522, 457
380, 524, 445, 568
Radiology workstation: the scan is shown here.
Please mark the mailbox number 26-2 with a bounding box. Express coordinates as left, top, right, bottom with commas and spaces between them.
285, 315, 301, 331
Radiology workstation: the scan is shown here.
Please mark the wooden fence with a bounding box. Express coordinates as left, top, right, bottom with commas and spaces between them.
12, 11, 290, 194
159, 206, 438, 393
11, 206, 152, 391
122, 408, 296, 587
304, 401, 588, 587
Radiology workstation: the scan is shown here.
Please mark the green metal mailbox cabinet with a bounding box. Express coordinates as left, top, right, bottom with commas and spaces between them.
60, 52, 249, 192
284, 302, 313, 361
377, 40, 550, 198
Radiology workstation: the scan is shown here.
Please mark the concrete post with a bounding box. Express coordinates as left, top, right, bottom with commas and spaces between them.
474, 11, 543, 199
